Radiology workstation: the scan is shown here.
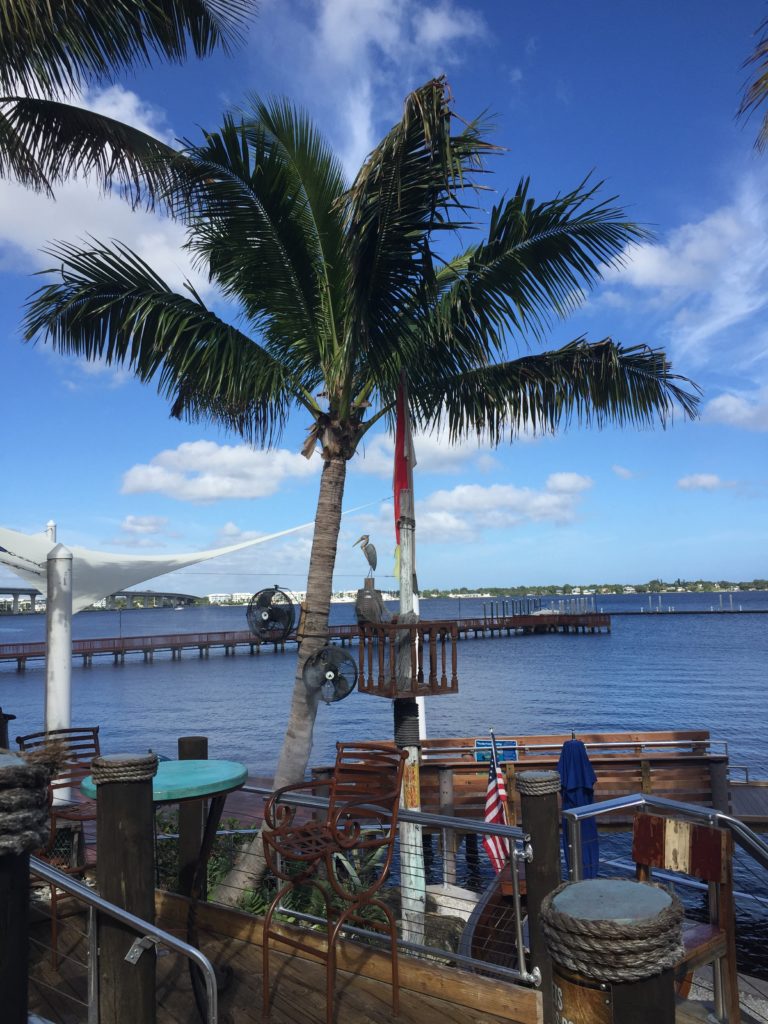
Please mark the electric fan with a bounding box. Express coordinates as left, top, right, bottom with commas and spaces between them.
246, 586, 295, 642
302, 646, 358, 704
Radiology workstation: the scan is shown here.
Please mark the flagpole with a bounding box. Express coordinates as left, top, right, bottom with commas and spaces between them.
490, 728, 512, 830
394, 375, 425, 945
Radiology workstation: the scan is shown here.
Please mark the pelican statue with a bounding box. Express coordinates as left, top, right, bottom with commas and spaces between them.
353, 534, 377, 576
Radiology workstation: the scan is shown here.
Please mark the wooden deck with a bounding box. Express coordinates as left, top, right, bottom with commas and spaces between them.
28, 896, 766, 1024
731, 781, 768, 828
28, 895, 543, 1024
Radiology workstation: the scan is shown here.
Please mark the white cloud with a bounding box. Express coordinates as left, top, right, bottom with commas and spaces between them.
121, 441, 319, 502
417, 475, 593, 540
545, 472, 592, 494
120, 515, 169, 535
610, 178, 768, 370
612, 464, 634, 479
0, 85, 213, 304
415, 3, 486, 48
704, 390, 768, 432
677, 474, 733, 491
356, 429, 498, 476
251, 0, 489, 177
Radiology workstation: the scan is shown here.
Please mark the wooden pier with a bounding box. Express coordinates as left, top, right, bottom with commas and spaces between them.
0, 612, 610, 670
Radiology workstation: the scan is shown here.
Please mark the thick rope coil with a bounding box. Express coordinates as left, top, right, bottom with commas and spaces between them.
541, 880, 684, 983
516, 770, 561, 796
92, 752, 158, 785
0, 756, 50, 855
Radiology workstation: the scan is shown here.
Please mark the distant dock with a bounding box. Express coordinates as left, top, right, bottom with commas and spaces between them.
0, 612, 611, 671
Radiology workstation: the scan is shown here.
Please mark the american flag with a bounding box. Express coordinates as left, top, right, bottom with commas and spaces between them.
482, 757, 510, 873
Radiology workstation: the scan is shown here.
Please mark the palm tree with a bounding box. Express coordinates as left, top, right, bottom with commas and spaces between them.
0, 0, 251, 198
23, 78, 700, 900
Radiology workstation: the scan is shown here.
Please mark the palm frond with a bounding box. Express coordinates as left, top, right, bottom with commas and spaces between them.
426, 177, 649, 356
404, 338, 700, 444
738, 17, 768, 151
341, 77, 498, 383
24, 238, 307, 445
0, 96, 182, 202
173, 111, 346, 381
0, 0, 253, 96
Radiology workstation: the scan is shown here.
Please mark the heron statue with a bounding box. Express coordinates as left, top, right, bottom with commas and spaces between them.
353, 534, 377, 577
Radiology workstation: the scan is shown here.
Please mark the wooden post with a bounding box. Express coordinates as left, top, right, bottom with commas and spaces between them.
178, 736, 208, 898
542, 879, 680, 1024
0, 753, 48, 1024
438, 767, 457, 885
0, 708, 16, 750
710, 759, 730, 813
94, 752, 158, 1024
517, 770, 562, 1024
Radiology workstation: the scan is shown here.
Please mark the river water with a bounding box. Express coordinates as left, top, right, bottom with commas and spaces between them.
2, 591, 766, 776
2, 591, 767, 976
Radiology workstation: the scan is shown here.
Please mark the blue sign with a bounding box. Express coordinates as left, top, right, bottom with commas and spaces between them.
474, 738, 518, 763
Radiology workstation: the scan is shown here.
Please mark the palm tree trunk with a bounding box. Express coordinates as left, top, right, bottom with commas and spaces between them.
212, 455, 348, 905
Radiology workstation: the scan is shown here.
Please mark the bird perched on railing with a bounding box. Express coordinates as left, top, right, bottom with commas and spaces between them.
353, 535, 377, 576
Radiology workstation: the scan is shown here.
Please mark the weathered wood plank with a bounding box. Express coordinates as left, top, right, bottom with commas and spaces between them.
156, 892, 543, 1024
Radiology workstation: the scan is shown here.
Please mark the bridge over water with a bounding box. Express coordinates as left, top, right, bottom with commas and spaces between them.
0, 587, 198, 614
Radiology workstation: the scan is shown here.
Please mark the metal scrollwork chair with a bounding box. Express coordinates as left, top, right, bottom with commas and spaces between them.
261, 741, 408, 1024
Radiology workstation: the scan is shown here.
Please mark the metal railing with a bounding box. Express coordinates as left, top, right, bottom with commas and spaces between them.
29, 857, 219, 1024
214, 783, 539, 986
564, 792, 768, 880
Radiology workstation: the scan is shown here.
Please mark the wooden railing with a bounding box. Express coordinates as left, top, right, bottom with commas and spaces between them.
357, 621, 459, 699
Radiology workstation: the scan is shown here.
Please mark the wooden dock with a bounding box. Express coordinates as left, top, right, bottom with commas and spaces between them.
0, 612, 611, 670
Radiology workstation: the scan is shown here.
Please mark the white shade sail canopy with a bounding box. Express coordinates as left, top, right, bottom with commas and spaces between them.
0, 522, 313, 614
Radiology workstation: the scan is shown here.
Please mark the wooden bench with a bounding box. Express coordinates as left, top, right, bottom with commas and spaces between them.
418, 731, 730, 825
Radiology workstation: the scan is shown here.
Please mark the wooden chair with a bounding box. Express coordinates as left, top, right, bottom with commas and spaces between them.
18, 727, 100, 967
632, 813, 740, 1023
17, 726, 101, 823
261, 741, 408, 1024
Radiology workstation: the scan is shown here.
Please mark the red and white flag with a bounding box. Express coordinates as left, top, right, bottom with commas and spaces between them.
482, 757, 510, 873
393, 374, 416, 577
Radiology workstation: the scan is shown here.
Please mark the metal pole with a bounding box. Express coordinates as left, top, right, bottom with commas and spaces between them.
45, 544, 73, 732
395, 489, 425, 945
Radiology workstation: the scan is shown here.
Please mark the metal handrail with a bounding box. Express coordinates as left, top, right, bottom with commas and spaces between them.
30, 857, 219, 1024
563, 793, 768, 881
729, 764, 752, 783
240, 784, 537, 984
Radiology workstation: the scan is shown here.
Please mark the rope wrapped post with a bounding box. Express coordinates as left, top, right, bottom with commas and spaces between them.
517, 769, 562, 1023
94, 752, 158, 1024
0, 752, 49, 1024
541, 878, 683, 1024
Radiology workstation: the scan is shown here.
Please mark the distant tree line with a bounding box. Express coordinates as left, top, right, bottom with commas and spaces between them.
420, 579, 768, 598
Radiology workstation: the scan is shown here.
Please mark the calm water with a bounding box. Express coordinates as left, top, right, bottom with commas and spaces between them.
2, 592, 767, 776
2, 592, 768, 975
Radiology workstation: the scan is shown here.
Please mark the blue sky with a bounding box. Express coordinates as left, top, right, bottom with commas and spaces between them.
1, 1, 767, 595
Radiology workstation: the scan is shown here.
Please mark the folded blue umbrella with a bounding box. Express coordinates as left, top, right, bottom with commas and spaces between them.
557, 738, 599, 879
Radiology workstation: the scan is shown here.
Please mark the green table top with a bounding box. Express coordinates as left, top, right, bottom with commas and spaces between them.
81, 759, 248, 803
